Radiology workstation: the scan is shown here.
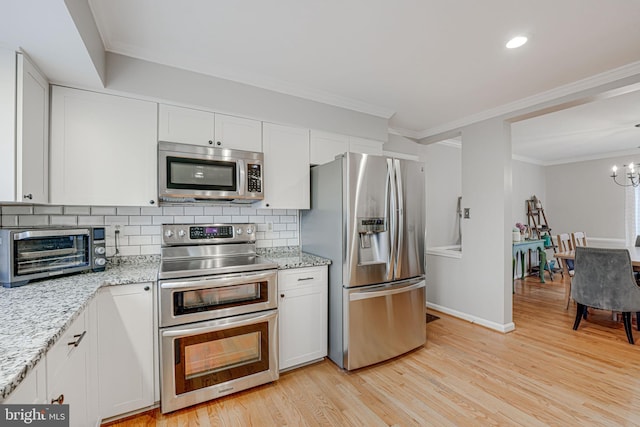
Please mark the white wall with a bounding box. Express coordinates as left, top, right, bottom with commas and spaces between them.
545, 156, 626, 240
105, 53, 388, 142
423, 141, 462, 247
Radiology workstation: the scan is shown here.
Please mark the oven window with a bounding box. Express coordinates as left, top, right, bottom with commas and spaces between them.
174, 281, 269, 316
167, 157, 236, 191
14, 235, 89, 276
175, 323, 269, 394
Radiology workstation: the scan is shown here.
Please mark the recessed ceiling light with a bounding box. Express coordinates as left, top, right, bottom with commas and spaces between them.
506, 36, 528, 49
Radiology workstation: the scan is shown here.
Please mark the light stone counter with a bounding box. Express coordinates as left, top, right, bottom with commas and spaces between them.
258, 247, 331, 269
0, 256, 159, 400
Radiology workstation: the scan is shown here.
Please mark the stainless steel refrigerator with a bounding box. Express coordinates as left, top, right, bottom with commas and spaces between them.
301, 152, 426, 370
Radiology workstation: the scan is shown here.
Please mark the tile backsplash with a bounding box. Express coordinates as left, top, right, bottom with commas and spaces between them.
0, 204, 299, 257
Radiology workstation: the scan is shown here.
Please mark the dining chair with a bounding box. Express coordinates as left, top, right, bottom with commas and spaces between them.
571, 247, 640, 344
556, 233, 574, 309
571, 231, 587, 249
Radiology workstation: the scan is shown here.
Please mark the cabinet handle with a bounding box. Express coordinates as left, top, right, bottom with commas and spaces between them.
67, 331, 87, 348
51, 394, 64, 404
280, 293, 285, 298
297, 277, 315, 281
149, 200, 155, 205
144, 286, 150, 291
23, 193, 33, 200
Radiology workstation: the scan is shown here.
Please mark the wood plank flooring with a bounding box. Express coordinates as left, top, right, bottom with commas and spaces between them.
109, 275, 640, 426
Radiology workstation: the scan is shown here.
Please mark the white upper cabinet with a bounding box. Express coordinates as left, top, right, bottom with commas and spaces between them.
159, 104, 261, 151
0, 50, 49, 203
261, 123, 310, 209
309, 130, 348, 165
50, 86, 158, 206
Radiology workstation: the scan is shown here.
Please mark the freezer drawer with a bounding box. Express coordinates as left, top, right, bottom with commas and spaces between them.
345, 278, 426, 370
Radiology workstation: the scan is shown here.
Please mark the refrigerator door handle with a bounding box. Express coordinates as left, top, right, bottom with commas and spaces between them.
394, 158, 404, 279
387, 158, 397, 282
349, 280, 425, 301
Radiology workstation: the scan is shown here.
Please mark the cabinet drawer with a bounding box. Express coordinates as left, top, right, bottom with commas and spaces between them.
46, 310, 86, 382
278, 266, 327, 291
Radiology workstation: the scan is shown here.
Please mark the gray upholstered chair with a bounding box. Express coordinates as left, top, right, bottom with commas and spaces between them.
572, 247, 640, 344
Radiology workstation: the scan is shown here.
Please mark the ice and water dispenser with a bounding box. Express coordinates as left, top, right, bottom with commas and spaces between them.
357, 217, 389, 265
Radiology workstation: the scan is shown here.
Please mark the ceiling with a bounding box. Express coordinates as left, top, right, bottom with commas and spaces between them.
2, 1, 640, 164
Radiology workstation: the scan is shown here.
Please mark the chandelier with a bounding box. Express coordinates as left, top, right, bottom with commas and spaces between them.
611, 163, 640, 187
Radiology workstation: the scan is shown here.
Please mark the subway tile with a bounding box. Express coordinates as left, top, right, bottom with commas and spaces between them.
240, 207, 257, 215
265, 215, 280, 223
140, 225, 161, 235
265, 232, 280, 240
272, 239, 288, 247
152, 216, 174, 225
183, 206, 204, 215
152, 235, 162, 245
129, 235, 153, 245
34, 206, 63, 215
272, 209, 286, 215
1, 215, 18, 226
121, 225, 141, 236
162, 206, 184, 215
256, 239, 273, 248
105, 247, 117, 257
194, 216, 215, 223
255, 231, 266, 240
140, 207, 162, 215
105, 216, 129, 226
173, 216, 195, 224
256, 209, 272, 216
222, 207, 240, 215
117, 207, 141, 215
129, 216, 152, 225
91, 207, 117, 215
18, 215, 49, 226
256, 224, 268, 232
279, 231, 295, 239
63, 206, 91, 215
140, 245, 161, 255
2, 206, 33, 214
231, 216, 249, 223
249, 215, 265, 224
280, 216, 296, 223
50, 216, 78, 226
286, 209, 298, 215
78, 216, 104, 225
213, 216, 232, 222
287, 238, 300, 246
273, 223, 287, 232
204, 206, 223, 215
286, 223, 298, 231
118, 246, 141, 256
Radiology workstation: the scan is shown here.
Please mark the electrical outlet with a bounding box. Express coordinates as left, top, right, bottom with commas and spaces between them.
463, 208, 470, 219
267, 222, 273, 231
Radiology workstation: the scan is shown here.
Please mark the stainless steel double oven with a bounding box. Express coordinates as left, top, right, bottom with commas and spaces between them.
158, 223, 278, 413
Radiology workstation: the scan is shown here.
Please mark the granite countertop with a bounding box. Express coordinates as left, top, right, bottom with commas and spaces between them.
0, 256, 159, 401
258, 247, 332, 269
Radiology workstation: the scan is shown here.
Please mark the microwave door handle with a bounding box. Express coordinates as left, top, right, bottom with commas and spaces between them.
237, 159, 246, 196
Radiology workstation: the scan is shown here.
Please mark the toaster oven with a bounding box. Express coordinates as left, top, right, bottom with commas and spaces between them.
0, 227, 107, 287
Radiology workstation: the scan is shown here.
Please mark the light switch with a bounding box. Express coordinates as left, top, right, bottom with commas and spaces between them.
463, 208, 470, 219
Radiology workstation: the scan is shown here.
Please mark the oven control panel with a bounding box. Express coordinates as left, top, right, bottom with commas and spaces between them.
162, 223, 256, 245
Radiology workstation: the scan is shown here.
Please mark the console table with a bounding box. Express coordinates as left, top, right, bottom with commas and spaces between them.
512, 239, 547, 286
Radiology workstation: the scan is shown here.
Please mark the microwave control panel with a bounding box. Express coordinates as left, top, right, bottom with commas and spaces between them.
247, 163, 262, 193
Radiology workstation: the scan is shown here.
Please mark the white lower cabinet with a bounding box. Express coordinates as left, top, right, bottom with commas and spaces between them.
97, 282, 154, 421
46, 300, 99, 427
3, 360, 47, 404
278, 266, 328, 371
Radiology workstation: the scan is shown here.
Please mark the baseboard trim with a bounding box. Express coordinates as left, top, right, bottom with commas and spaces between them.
427, 302, 515, 333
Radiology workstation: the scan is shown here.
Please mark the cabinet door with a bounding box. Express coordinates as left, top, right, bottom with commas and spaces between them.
278, 267, 328, 371
3, 361, 46, 404
46, 309, 91, 427
261, 123, 310, 209
214, 113, 262, 151
158, 104, 215, 146
50, 86, 158, 206
16, 53, 48, 203
348, 136, 384, 156
97, 283, 154, 420
310, 130, 348, 165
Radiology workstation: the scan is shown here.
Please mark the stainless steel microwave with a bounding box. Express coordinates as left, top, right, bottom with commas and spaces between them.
158, 141, 264, 202
0, 227, 107, 287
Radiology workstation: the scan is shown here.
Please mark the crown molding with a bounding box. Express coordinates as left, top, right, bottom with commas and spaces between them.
540, 147, 640, 167
387, 126, 422, 140
511, 154, 545, 165
418, 60, 640, 139
436, 139, 462, 149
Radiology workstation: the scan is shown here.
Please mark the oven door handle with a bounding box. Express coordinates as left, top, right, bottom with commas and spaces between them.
161, 310, 276, 338
160, 271, 276, 291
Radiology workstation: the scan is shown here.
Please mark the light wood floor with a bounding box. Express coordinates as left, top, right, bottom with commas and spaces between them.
110, 275, 640, 426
